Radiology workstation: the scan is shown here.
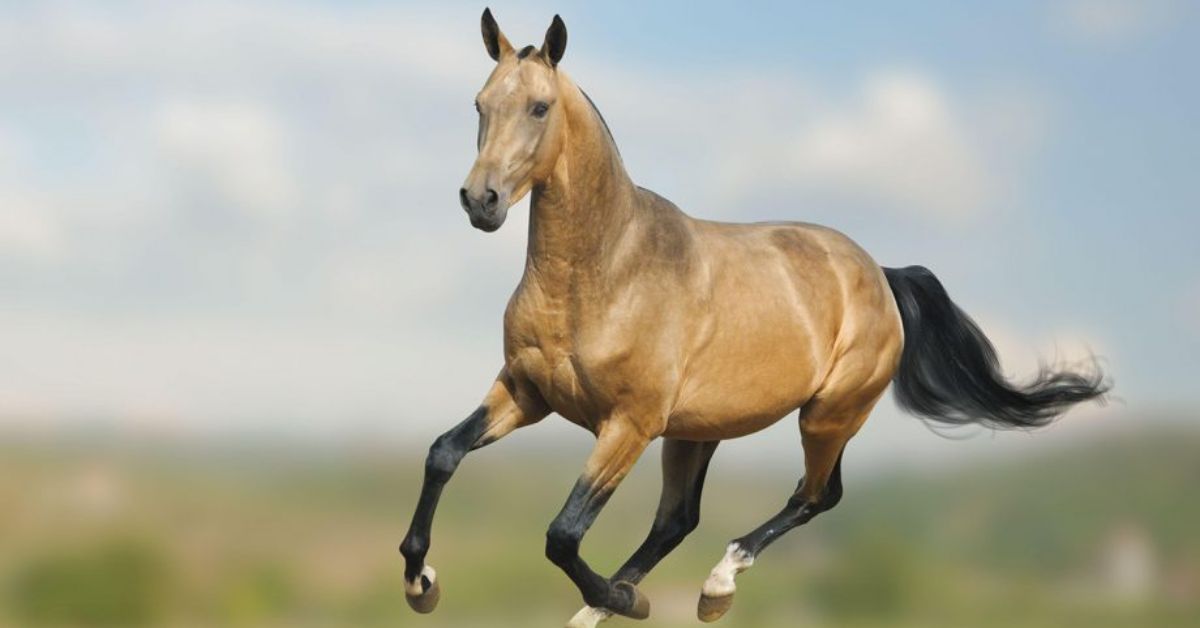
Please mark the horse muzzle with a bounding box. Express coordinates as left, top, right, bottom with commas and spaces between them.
459, 186, 508, 232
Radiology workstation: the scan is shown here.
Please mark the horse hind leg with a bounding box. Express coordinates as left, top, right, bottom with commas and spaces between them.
696, 391, 883, 622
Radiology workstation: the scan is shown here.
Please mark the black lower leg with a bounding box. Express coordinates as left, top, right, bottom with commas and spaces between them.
399, 407, 490, 581
545, 478, 635, 610
612, 441, 717, 584
611, 503, 695, 585
733, 451, 844, 557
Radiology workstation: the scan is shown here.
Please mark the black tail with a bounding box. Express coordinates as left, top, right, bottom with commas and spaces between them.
883, 265, 1109, 430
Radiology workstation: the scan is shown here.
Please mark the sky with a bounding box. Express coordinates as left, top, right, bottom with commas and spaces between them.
0, 1, 1197, 469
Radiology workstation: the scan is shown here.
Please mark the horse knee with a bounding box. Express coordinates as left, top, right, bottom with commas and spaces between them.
424, 434, 461, 484
424, 409, 490, 484
545, 521, 581, 567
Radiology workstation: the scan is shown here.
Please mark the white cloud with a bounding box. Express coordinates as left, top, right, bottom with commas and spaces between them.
0, 310, 502, 436
0, 191, 64, 262
0, 1, 483, 90
785, 72, 989, 218
579, 65, 1015, 221
0, 131, 65, 263
155, 100, 297, 220
319, 236, 472, 322
1053, 0, 1181, 45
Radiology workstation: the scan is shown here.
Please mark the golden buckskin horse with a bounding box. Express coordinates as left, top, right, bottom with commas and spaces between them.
400, 10, 1108, 627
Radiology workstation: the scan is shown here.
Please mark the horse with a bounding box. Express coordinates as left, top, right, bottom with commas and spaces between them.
400, 9, 1108, 627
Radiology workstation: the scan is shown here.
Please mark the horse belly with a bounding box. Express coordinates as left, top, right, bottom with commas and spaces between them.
664, 406, 794, 441
664, 330, 823, 440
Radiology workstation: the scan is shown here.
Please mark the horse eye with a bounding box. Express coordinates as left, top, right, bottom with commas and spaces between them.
531, 101, 550, 118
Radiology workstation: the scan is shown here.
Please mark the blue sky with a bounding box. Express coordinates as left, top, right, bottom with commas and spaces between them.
0, 1, 1196, 466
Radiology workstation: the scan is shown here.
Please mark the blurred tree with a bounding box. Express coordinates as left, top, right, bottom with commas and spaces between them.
7, 539, 171, 627
808, 532, 919, 619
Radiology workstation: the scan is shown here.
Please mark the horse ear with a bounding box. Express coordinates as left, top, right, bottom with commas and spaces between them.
541, 14, 567, 67
481, 7, 513, 61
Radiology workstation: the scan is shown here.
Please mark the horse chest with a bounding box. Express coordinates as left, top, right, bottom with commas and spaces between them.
505, 296, 638, 426
504, 299, 588, 421
508, 341, 600, 428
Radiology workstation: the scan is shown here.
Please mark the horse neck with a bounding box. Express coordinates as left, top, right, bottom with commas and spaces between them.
526, 76, 635, 281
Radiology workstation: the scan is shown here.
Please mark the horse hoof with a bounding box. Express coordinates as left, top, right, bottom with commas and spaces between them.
565, 606, 611, 628
612, 581, 650, 620
404, 566, 440, 614
697, 591, 734, 623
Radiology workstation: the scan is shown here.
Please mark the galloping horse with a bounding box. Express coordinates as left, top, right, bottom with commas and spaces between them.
400, 10, 1108, 627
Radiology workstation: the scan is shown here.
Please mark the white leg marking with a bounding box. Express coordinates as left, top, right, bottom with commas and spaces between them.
702, 543, 754, 597
565, 605, 612, 628
405, 564, 437, 596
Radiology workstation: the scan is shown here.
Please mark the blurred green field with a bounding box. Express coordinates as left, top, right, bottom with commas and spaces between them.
1, 424, 1196, 628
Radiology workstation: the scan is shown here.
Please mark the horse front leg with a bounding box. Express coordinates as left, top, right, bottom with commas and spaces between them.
399, 372, 547, 613
547, 420, 655, 623
568, 439, 719, 628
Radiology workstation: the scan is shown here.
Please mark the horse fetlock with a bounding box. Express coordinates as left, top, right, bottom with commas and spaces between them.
702, 543, 753, 597
404, 565, 441, 614
399, 534, 427, 563
698, 543, 753, 622
609, 580, 650, 620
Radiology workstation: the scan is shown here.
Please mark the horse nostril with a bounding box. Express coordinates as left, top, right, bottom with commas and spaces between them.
484, 188, 499, 209
459, 188, 470, 210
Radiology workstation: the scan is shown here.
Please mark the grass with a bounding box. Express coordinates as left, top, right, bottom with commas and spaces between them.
0, 423, 1196, 627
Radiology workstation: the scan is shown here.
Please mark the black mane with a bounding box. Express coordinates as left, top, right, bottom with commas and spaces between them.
579, 88, 619, 156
